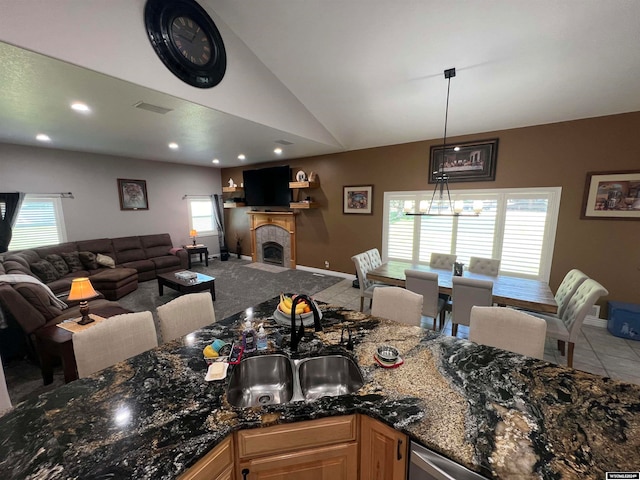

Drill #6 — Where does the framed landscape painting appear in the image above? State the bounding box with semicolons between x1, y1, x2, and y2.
581;170;640;220
343;185;373;214
429;138;498;183
118;179;149;210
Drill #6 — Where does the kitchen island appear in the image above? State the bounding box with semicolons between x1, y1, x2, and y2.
1;296;639;479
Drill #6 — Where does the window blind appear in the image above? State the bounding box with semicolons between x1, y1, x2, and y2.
9;195;65;250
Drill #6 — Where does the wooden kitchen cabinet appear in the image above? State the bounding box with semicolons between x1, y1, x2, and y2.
235;415;357;480
179;436;234;480
359;415;408;480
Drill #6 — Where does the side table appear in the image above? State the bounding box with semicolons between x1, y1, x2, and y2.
184;245;209;269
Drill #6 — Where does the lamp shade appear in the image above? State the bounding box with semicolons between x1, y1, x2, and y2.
190;229;197;237
67;277;98;301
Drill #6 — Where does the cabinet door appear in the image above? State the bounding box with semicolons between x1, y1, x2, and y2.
179;437;234;480
360;416;408;480
238;442;357;480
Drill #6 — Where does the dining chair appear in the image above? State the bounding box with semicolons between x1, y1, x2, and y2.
404;269;445;330
468;257;501;276
351;248;392;312
429;253;457;270
537;278;608;368
72;311;158;378
0;356;12;416
371;286;423;326
157;292;216;343
469;306;547;359
450;277;493;337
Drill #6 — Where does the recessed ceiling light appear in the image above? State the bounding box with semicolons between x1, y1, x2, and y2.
169;142;179;149
36;133;51;142
454;146;460;151
212;158;219;164
238;154;246;160
274;148;283;155
71;102;90;113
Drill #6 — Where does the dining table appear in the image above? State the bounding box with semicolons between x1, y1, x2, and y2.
367;260;558;314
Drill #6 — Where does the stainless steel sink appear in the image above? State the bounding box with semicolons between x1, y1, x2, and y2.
298;355;364;401
226;354;294;407
226;354;363;407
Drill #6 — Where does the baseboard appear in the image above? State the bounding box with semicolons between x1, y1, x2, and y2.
296;264;356;280
584;316;607;328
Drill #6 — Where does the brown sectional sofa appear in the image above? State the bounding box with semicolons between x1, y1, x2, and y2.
0;233;187;346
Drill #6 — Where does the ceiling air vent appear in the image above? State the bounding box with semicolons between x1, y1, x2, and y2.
133;101;173;115
274;139;294;145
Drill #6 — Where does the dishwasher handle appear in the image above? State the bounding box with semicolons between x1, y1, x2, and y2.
410;449;455;480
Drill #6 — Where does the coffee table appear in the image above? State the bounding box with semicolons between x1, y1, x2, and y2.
34;304;132;385
157;271;216;300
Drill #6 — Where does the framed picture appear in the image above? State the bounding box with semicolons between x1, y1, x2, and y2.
343;185;373;214
429;138;498;183
581;170;640;220
118;179;149;210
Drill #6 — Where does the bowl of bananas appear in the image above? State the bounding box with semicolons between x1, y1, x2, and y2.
273;293;321;326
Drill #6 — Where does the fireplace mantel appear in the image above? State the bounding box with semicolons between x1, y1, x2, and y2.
247;211;296;269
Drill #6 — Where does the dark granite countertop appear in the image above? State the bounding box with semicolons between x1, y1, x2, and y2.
1;296;639;479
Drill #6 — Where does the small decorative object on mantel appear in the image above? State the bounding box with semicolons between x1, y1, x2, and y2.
295;170;307;182
308;171;318;183
343;185;373;215
582;170;640;220
228;178;235;188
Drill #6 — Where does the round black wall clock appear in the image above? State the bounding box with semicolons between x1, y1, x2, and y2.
145;0;226;88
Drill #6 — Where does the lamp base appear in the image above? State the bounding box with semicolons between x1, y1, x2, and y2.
77;301;94;325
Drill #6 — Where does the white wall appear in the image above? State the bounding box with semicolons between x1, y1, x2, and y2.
0;143;223;253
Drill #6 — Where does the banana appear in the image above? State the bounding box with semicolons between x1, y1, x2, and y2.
278;299;305;315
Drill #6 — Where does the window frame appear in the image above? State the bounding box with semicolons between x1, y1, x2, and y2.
187;196;217;236
8;194;67;250
382;187;562;282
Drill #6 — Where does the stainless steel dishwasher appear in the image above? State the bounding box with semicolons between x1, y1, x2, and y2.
409;441;489;480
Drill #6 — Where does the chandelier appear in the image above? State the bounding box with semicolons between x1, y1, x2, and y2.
406;67;482;217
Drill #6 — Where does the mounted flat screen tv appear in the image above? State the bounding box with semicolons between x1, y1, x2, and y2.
243;165;292;207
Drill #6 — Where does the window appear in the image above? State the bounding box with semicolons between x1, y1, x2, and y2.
383;187;561;281
8;195;67;250
188;197;217;235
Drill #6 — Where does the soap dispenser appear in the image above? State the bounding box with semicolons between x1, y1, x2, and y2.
242;318;257;353
257;324;268;351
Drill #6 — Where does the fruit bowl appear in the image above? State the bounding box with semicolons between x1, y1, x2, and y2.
273;294;322;327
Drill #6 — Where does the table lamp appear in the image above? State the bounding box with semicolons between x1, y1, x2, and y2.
67;277;99;325
190;229;197;246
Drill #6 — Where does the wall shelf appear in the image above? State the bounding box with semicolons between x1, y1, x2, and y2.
222;186;243;193
290;202;319;209
224;202;246;208
289;181;319;189
289;180;320;209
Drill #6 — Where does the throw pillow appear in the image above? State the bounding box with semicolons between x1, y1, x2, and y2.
30;259;61;283
61;251;84;272
79;251;98;270
96;253;116;268
45;254;70;277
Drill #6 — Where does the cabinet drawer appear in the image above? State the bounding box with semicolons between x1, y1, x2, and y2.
236;415;357;459
179;437;233;480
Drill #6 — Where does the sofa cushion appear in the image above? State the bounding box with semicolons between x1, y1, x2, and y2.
79;251;98;270
35;242;79;259
96;253;116;268
30;259;61;283
150;255;182;271
112;236;147;264
76;238;116;258
45;254;70;277
140;233;174;258
61;251;84;272
2;258;33;276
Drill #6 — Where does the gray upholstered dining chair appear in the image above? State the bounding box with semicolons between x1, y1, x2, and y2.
371;286;423;326
404;269;445;330
450;277;493;337
0;356;11;416
351;248;392;312
468;257;501;276
429;252;457;270
525;269;589;320
157;292;216;343
72;311;158;378
469;306;547;359
536;278;608;368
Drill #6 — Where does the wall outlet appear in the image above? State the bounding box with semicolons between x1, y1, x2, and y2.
324;260;330;269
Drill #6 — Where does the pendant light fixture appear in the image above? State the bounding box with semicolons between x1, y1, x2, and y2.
406;67;481;217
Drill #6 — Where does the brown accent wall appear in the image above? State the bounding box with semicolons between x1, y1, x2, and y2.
223;112;640;305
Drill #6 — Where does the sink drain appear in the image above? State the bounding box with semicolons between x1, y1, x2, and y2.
257;394;272;405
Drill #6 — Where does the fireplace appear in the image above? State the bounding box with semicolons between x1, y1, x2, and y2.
262;241;284;266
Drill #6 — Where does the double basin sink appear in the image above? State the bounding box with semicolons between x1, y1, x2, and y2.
226;354;364;408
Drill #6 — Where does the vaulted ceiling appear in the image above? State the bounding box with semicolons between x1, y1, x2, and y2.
1;1;639;167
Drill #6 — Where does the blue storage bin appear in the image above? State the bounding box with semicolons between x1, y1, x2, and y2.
607;301;640;341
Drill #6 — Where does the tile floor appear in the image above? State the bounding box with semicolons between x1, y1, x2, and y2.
315;279;640;386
